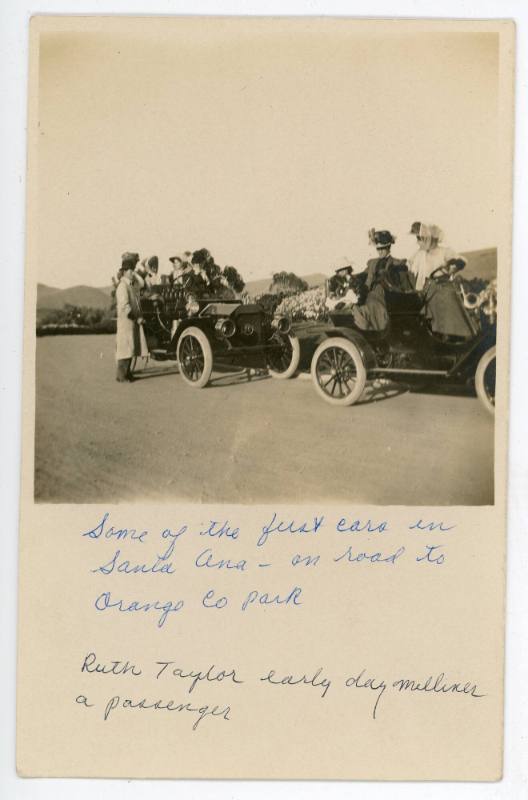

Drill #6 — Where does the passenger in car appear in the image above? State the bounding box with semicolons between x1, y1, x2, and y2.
135;255;160;289
326;266;361;310
408;222;466;290
350;229;412;331
408;222;474;338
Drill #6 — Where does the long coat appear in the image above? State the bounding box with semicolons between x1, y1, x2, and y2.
364;255;413;291
115;277;148;361
353;255;412;331
423;281;475;338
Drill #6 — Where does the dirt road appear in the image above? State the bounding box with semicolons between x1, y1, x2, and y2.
34;335;494;505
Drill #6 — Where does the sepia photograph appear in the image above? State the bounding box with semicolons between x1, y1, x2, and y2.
32;17;504;505
11;9;522;789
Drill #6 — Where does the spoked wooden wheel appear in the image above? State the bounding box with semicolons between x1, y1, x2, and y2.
267;334;301;379
177;327;213;388
475;346;496;415
310;338;367;406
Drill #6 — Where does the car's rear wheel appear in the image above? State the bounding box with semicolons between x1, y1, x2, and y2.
475;346;496;415
311;338;367;406
267;333;301;379
177;327;213;388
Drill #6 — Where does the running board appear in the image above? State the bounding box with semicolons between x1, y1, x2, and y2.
149;350;177;361
372;367;448;376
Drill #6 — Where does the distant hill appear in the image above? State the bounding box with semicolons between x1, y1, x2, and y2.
37;284;112;311
37;284;62;305
461;248;497;281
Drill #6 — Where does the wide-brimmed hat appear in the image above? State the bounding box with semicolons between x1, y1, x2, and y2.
121;251;139;267
368;229;395;249
141;255;159;272
335;265;354;276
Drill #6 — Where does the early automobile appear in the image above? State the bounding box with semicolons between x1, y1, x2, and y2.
138;284;300;387
296;265;497;414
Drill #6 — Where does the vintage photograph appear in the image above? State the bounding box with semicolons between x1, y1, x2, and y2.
33;18;502;505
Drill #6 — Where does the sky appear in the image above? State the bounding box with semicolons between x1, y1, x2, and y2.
37;19;500;288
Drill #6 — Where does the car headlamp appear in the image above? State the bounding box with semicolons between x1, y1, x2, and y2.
214;318;236;338
271;315;291;335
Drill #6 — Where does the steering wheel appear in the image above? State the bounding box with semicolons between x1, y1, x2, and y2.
428;264;452;282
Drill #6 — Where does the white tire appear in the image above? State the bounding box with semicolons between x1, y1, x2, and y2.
475;346;496;415
311;337;367;406
177;327;213;388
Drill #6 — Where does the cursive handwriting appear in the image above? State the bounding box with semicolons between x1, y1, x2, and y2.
155;661;244;693
336;518;389;534
94;591;184;627
75;657;486;728
81;651;142;676
195;548;247;571
260;667;331;698
409;519;455;532
102;695;231;730
257;513;325;548
199;520;239;540
392;672;485;698
333;546;405;565
345;669;387;719
92;548;175;576
82;512;148;543
241;586;303;611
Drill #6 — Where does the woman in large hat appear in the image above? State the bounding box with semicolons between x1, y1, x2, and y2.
408;222;473;337
350;229;411;331
407;222;465;290
169;253;193;284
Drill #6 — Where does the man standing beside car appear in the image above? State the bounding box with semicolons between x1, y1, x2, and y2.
115;252;148;382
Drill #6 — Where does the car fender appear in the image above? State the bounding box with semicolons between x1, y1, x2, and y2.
325;326;378;371
170;318;211;351
296;323;377;371
447;327;497;379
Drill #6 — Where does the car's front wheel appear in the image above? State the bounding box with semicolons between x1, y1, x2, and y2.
310;337;367;406
177;327;213;388
267;333;301;379
475;346;496;415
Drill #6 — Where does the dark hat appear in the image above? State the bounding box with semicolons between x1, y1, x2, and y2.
369;229;395;248
147;255;159;271
121;251;139;267
409;221;421;236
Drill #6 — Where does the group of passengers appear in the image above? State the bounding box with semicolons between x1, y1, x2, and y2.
114;251;193;382
328;222;474;338
113;252;196;292
114;225;473;382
